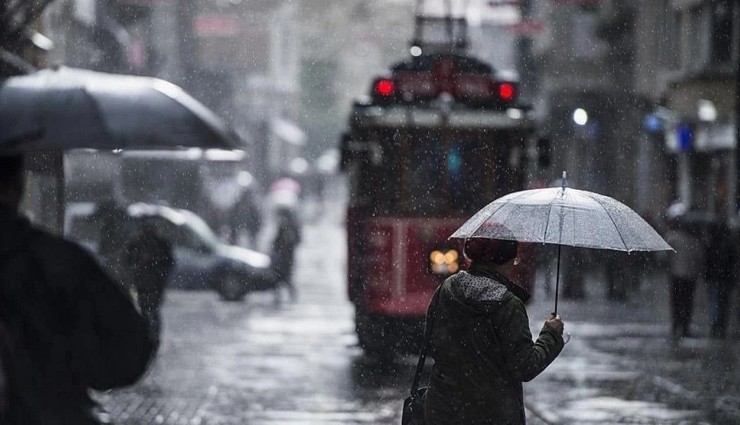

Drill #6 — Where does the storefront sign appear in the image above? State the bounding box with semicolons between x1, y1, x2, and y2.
664;123;692;153
694;122;736;151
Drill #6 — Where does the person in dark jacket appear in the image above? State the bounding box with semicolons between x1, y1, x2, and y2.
0;154;155;424
270;206;301;300
229;188;263;248
664;214;704;338
704;220;736;338
424;236;565;425
95;199;129;282
126;221;175;348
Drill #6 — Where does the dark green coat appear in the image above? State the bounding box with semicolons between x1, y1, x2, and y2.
424;265;564;425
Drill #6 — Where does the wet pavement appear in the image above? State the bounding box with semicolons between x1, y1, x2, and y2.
97;199;740;424
524;264;740;424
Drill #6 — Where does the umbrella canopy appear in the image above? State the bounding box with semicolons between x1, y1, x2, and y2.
450;181;673;315
450;186;673;252
0;66;244;152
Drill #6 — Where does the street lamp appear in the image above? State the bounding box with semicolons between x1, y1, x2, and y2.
572;108;589;126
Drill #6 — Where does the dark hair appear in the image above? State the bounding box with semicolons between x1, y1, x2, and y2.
0;154;24;186
464;238;519;265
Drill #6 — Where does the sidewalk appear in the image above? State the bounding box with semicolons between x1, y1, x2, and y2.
522;269;740;424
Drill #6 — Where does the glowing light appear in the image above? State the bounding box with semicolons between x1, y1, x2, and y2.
430;249;460;275
697;99;717;122
374;79;395;97
410;46;423;57
430;251;446;265
506;108;523;119
498;83;516;101
573;108;588;126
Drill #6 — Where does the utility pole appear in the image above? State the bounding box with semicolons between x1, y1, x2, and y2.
517;0;535;102
735;0;740;219
176;0;197;87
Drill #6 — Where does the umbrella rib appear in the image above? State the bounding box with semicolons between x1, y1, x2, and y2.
542;189;559;244
473;190;534;238
584;192;629;251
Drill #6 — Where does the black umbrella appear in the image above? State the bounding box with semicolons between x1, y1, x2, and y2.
0;66;245;233
0;66;244;152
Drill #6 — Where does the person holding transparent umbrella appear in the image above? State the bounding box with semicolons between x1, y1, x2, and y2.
422;228;565;425
421;172;673;424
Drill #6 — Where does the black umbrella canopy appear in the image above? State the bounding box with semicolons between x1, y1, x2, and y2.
0;66;244;152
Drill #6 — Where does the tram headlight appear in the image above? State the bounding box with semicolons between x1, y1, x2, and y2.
429;249;460;275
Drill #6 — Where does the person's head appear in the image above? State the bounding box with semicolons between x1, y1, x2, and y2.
0;154;25;209
275;206;295;221
464;237;519;267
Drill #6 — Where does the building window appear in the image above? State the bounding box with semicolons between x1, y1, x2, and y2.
709;0;734;65
683;6;710;72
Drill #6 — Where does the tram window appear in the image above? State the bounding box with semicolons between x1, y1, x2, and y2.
352;129;521;217
448;132;497;213
356;130;401;215
404;132;445;215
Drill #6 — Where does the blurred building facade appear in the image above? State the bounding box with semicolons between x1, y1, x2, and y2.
526;1;653;215
638;0;738;224
17;0;737;230
524;0;738;230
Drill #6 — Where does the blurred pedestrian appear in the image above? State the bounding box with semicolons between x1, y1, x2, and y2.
703;221;736;338
664;214;704;338
561;248;586;299
95;199;129;281
270;206;301;301
423;235;565;424
228;188;262;248
126;221;175;347
604;252;628;301
0;154;154;424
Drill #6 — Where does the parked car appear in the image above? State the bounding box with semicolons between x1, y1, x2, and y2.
65;202;277;301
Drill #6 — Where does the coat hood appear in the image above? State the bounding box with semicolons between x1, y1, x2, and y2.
443;265;530;317
0;204;32;258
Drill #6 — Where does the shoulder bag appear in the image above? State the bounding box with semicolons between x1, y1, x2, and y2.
401;288;442;425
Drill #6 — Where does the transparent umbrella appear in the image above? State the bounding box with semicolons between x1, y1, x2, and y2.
450;172;673;314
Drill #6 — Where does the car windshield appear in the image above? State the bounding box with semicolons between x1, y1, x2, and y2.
178;211;222;249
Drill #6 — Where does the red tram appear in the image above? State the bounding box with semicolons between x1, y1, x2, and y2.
340;16;538;356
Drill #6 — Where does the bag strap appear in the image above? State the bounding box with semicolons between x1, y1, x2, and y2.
410;286;442;396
